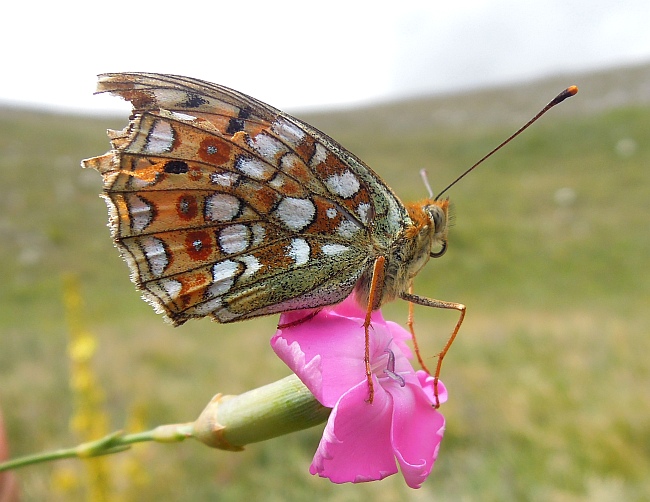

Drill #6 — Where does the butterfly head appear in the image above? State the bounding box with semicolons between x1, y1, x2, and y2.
404;198;450;269
423;198;449;258
413;170;449;258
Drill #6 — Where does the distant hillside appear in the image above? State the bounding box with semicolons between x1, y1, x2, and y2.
300;61;650;136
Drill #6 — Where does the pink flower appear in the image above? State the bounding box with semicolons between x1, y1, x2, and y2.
271;294;446;488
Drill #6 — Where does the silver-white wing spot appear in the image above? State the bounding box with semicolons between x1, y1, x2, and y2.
271;117;306;147
274;197;316;231
144;120;174;154
191;297;223;316
128;195;154;232
206;193;241;222
141;236;168;277
251;223;266;247
239;254;262;279
325;170;360;198
279;153;302;173
357;202;371;224
269;172;289;189
249;132;287;158
235;156;275;180
161;279;182;299
210;171;240;187
219;224;251;254
337;220;360;238
208;260;240;297
322;244;350;256
288;238;310;265
310;142;328;167
169;111;197;121
130;174;157;189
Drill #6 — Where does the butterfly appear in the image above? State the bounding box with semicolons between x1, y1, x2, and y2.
82;73;576;403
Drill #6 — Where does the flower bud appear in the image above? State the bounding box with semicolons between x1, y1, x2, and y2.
191;374;330;450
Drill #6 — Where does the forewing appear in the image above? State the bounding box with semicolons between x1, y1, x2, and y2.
82;73;407;325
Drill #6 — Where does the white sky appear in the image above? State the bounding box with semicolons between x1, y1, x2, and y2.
2;0;649;115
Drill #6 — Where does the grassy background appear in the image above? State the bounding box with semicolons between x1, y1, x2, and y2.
1;62;649;500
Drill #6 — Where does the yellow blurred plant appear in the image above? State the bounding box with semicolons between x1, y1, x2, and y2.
53;274;112;501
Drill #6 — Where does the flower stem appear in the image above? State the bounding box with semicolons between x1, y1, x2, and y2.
0;374;329;472
0;425;193;472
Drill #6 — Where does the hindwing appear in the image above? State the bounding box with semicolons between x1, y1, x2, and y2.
82;73;409;325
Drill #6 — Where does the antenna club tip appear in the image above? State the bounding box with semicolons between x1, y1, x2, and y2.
550;85;579;106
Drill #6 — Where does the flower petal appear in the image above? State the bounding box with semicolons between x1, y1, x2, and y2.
271;294;404;407
310;376;397;483
390;373;446;489
271;311;368;406
417;371;449;407
384;320;413;359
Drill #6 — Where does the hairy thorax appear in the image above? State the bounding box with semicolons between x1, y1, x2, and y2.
354;199;449;310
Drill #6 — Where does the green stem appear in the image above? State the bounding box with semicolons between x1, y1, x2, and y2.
0;374;329;472
0;425;192;472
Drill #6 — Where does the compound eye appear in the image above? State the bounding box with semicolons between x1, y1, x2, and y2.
430;206;445;231
430;241;447;258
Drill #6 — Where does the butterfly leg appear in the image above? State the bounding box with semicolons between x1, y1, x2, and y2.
277;309;322;329
406;285;433;376
400;292;466;408
363;256;387;404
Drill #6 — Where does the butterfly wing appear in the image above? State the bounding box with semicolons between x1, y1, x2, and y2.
82;73;408;325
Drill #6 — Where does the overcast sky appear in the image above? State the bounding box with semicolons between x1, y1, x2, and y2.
2;0;649;115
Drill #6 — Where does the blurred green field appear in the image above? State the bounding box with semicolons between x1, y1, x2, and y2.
1;65;649;501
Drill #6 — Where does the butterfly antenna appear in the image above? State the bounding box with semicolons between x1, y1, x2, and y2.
434;85;578;200
420;169;434;199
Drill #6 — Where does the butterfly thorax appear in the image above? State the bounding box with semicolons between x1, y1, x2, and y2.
354;198;449;309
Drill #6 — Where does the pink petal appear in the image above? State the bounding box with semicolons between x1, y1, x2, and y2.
416;371;448;407
335;295;415;360
310;376;397;483
325;293;367;318
384;320;413;359
271;311;368;406
272;294;406;407
390;374;447;489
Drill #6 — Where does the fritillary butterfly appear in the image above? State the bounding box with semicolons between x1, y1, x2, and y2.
82;73;576;403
